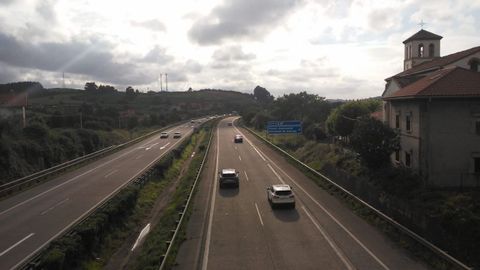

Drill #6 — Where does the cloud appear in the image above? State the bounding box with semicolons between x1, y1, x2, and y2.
131;19;166;32
189;0;303;45
142;46;174;64
0;33;157;85
212;45;256;62
36;0;58;23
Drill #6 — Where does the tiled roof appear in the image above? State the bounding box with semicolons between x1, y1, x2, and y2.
403;29;443;44
384;67;480;100
388;46;480;79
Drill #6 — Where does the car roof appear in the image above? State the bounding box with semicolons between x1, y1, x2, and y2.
221;168;237;174
174;131;181;134
235;134;242;137
272;184;292;191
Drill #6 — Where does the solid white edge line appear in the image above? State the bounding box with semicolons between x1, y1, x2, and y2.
0;233;34;257
302;206;354;270
10;128;190;270
254;202;264;226
201;126;220;270
261;147;390;270
233;122;390;270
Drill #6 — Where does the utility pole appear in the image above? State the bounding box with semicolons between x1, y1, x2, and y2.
160;73;163;91
62;72;65;89
165;73;168;91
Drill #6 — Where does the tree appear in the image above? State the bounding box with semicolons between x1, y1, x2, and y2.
126;86;135;96
98;85;117;93
84;82;98;92
253;85;274;104
349;117;399;169
326;100;373;137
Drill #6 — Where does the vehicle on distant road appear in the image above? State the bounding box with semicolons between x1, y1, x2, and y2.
173;132;181;138
234;134;243;143
267;184;295;208
160;132;169;138
219;169;239;188
227;122;233;126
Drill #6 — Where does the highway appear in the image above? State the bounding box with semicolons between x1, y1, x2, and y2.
175;117;428;270
0;120;202;270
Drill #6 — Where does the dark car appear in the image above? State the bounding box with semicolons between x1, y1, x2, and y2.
234;134;243;143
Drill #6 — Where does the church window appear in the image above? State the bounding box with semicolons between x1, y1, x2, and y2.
418;44;424;57
428;44;434;57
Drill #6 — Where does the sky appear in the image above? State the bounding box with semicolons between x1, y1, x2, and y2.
0;0;479;99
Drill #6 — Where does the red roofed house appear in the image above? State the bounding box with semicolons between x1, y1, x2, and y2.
382;29;480;186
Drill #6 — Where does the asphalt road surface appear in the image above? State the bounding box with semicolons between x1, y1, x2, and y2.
0;119;206;270
175;117;428;270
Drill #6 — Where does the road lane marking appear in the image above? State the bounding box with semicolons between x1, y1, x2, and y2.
0;233;34;257
254;203;264;226
0;131;167;217
302;206;355;270
135;155;143;160
238;155;242;161
131;223;150;251
202;126;220;270
40;198;70;216
145;142;159;150
232;121;390;270
160;142;171;150
263;151;390;270
244;171;250;182
104;169;118;178
233;126;266;161
10;131;190;270
267;163;285;184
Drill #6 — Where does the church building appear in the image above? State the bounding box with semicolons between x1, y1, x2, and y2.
382;29;480;187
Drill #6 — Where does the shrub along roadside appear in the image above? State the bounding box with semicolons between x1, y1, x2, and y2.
131;122;213;270
34;126;199;270
243;126;473;270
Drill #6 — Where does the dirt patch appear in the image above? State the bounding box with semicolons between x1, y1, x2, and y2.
104;146;199;270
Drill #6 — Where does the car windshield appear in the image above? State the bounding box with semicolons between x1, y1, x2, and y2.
275;190;292;196
222;173;236;178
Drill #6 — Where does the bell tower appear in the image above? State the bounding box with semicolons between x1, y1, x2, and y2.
403;29;442;71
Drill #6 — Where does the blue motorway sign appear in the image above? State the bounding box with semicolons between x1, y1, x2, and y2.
267;120;302;134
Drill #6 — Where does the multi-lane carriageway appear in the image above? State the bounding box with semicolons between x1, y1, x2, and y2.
0;120;203;270
174;117;428;270
0;117;429;270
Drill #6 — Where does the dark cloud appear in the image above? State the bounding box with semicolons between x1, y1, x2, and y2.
0;33;157;85
0;65;19;83
189;0;302;45
131;19;166;32
142;46;174;63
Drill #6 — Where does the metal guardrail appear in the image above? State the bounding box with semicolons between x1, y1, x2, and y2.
243;125;471;270
18;119;209;270
0;121;188;198
159;121;215;270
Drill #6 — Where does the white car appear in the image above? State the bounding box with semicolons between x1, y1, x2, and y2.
267;184;295;208
219;168;239;188
160;132;169;138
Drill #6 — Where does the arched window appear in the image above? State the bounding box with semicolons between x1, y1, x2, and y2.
418;44;424;57
428;44;434;57
469;58;479;72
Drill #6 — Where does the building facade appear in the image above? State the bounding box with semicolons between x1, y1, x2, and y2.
382;29;480;186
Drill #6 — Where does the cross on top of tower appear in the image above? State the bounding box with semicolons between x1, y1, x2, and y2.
418;19;427;29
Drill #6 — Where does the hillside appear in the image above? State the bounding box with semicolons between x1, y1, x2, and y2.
0;82;257;183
